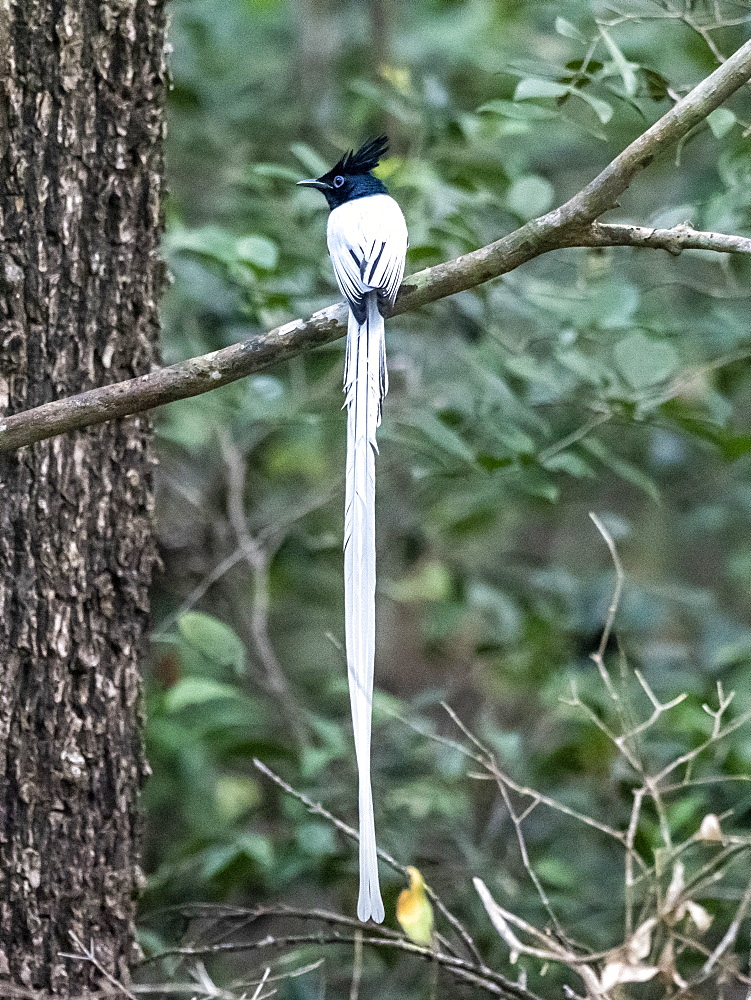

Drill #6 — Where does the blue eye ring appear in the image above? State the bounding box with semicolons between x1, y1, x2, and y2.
333;175;345;188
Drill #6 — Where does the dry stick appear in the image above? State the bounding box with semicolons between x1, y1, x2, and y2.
472;759;629;844
2;38;751;453
624;786;645;938
579;522;751;970
587;513;623;701
251;758;486;967
349;928;363;1000
585;515;654;875
152;479;335;642
474;880;603;1000
701;876;751;978
493;769;566;938
585;519;680;905
148;902;406;947
218;433;310;745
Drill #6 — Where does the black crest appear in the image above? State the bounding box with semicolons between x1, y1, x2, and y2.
331;136;389;176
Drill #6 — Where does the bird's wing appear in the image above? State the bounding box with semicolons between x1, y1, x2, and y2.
327;194;408;315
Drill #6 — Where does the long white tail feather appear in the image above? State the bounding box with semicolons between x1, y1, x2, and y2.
344;292;386;923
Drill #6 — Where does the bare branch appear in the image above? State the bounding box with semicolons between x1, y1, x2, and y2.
700;876;751;977
582;222;751;256
474;879;604;999
2;39;751;453
588;513;625;700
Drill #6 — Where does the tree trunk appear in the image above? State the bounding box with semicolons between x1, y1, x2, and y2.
0;0;165;993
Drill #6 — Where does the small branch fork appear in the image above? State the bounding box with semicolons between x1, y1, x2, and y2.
2;39;751;452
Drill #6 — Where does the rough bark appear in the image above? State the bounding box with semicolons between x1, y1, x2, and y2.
0;0;166;993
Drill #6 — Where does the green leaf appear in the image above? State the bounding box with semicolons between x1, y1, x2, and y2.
477;99;557;120
583;439;660;500
557;348;608;385
235;832;275;869
215;775;262;821
717;433;751;461
555;17;585;41
402;412;475;465
571;88;614;123
387;561;453;603
707;108;736;139
201;833;274;880
600;27;638;96
666;794;705;834
168;225;238;266
164;677;244;713
536;855;578;889
614;332;679;388
542;451;595;477
506;175;555;219
642;68;671;101
290;142;330;176
178;612;246;673
297;821;336;856
248;162;303;182
236;235;279;270
514;78;569;100
587;279;640;328
566;59;604;75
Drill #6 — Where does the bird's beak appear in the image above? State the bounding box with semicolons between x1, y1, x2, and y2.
297;179;332;190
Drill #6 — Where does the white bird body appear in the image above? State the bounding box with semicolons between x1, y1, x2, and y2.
327;192;408;923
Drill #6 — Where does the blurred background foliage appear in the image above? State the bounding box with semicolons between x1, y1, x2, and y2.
142;0;751;995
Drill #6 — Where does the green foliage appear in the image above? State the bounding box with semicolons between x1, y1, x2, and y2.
143;0;751;995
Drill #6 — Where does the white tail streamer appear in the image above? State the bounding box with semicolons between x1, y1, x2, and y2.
343;292;386;923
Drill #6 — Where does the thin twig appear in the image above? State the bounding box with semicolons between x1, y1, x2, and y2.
219;433;308;741
588;513;624;697
474;880;604;999
701;876;751;977
349;928;363;1000
495;775;566;937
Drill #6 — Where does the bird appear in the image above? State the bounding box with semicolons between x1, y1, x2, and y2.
298;136;408;923
396;866;435;947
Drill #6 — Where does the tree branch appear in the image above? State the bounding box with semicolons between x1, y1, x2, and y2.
2;37;751;454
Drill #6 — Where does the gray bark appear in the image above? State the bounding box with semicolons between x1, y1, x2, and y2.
0;0;166;993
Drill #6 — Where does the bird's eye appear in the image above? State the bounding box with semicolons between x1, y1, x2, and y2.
333;175;345;188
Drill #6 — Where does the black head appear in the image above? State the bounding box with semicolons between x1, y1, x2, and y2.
297;136;390;210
